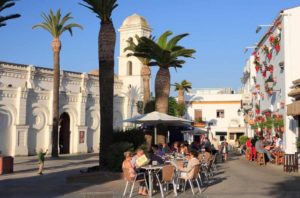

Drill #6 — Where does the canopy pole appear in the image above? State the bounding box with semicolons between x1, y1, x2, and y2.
154;125;157;145
167;130;170;143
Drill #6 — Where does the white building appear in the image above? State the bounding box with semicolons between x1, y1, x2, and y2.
185;88;245;145
242;6;300;154
0;14;151;156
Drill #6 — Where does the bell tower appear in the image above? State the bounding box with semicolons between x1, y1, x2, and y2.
118;14;152;95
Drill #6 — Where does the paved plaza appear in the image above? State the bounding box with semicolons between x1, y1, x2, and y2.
0;153;299;198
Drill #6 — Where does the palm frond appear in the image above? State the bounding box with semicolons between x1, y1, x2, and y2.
80;0;118;22
33;9;82;38
166;33;189;51
157;31;172;49
0;0;20;27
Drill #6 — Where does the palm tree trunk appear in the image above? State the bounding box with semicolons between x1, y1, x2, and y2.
178;88;184;105
141;65;151;114
155;67;170;144
51;38;61;157
99;21;116;167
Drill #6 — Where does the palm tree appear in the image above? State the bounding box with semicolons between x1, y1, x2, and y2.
80;0;118;167
0;0;21;27
32;10;82;157
174;80;192;105
131;31;196;143
124;36;151;113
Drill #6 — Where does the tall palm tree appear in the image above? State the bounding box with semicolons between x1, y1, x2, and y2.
131;31;196;143
124;36;151;113
174;80;192;105
80;0;118;167
32;10;82;157
0;0;21;27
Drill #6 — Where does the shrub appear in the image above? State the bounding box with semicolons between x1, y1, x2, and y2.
239;135;248;146
105;141;134;172
113;128;146;149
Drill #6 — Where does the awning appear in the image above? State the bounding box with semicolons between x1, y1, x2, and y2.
287;100;300;116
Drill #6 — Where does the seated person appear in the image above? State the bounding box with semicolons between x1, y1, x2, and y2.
255;137;274;162
162;143;171;154
179;143;189;155
123;151;147;196
130;148;149;195
178;150;200;179
271;134;283;152
131;148;149;169
172;141;180;153
150;146;164;165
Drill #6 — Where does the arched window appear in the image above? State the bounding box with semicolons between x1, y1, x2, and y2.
127;61;133;76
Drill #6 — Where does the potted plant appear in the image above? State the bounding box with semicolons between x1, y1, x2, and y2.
262;45;272;61
278;118;284;132
262;70;267;78
255;104;260;114
255;84;260;90
270;36;281;53
267;65;274;73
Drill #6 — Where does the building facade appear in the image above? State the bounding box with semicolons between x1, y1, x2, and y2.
0;14;151;156
241;6;300;154
185;88;245;145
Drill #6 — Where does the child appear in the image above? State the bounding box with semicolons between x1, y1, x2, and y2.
37;148;48;175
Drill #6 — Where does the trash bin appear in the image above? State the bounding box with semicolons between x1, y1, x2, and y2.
0;156;14;174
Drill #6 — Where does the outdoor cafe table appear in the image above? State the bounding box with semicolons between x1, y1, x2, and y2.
141;165;163;197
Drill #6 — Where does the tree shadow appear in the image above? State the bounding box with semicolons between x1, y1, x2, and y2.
0;166;122;198
13;159;98;174
266;175;300;198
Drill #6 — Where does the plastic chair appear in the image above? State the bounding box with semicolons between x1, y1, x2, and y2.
178;164;202;195
155;165;177;197
122;168;148;198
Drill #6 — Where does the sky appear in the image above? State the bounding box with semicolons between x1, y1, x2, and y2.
1;0;300;96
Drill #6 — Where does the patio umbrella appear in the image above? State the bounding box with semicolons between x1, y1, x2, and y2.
123;111;192;144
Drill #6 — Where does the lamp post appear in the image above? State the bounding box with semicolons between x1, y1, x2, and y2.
256;25;273;33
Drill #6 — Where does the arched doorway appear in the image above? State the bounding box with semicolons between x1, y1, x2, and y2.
0;107;12;156
59;112;70;154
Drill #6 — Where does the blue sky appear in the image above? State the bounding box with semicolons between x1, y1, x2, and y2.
1;0;300;95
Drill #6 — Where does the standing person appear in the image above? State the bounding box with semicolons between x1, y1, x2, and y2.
37;148;48;175
220;139;229;162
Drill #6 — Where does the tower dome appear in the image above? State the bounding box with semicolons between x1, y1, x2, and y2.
121;14;150;28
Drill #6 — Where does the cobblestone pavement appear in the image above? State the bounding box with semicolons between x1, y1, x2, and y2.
0;153;299;198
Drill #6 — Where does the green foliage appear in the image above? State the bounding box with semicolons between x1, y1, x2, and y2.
239;135;248;146
105;142;133;172
32;9;82;38
80;0;118;22
174;80;192;92
265;117;274;129
195;117;204;123
175;103;186;117
168;97;177;116
0;0;21;27
144;100;155;113
127;30;196;69
297;138;300;149
113;129;145;149
251;124;258;129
